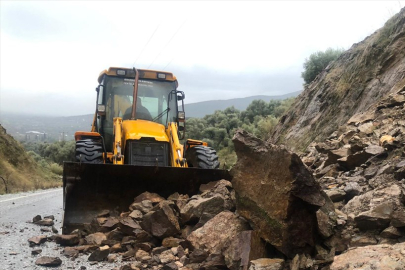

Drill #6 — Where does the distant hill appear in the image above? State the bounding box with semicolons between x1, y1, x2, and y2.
183;91;301;118
0;92;300;141
0;113;94;142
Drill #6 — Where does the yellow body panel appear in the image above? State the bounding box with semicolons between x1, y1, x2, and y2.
122;120;169;144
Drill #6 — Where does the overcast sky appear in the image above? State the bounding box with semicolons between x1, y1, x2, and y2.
0;1;403;116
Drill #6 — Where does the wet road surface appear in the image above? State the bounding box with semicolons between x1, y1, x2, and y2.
0;188;121;270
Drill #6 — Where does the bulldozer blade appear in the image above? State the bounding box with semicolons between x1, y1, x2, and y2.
62;162;232;234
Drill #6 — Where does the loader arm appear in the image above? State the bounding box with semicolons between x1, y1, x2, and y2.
167;122;187;167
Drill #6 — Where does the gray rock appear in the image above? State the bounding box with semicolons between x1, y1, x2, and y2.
330;242;405;270
28;235;47;246
34;218;54;226
54;234;80;246
249;258;285;270
344;182;361;200
85;232;107;245
129;200;153;214
325;189;346;202
223;230;268;270
32;215;42;223
189;249;209;263
350;235;378;247
31;249;42;255
380;226;403;239
133;191;165;204
35;256;62;267
180;194;226;224
141;200;180;239
88;246;110;262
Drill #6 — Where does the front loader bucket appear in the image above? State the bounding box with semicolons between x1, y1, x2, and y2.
62;162;231;234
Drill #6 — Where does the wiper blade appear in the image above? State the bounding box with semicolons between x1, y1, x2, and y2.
153;108;170;122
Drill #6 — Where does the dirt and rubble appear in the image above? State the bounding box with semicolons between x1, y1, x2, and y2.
24;130;336;270
300;81;405;269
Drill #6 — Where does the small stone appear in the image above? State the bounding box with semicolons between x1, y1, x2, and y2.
85;232;107;245
189;249;208;263
31;249;42;255
33;215;42;223
88;246;110;262
107;253;117;263
34;218;54;226
54;234;80;246
129;210;143;220
52;226;59;233
97;210;110;217
35;256;62;267
28;235;48;246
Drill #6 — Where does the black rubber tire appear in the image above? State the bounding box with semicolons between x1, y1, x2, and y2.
185;145;220;169
75;139;103;163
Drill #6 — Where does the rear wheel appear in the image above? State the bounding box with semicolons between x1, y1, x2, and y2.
75;139;103;163
185;145;220;169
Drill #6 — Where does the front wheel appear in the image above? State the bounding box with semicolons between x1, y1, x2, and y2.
185;145;220;169
75;139;103;163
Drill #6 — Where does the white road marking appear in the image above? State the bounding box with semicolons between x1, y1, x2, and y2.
0;189;62;203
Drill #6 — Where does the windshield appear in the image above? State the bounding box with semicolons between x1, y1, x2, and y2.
99;76;178;151
103;76;177;126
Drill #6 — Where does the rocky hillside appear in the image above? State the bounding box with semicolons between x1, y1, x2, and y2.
0;124;60;193
271;8;405;152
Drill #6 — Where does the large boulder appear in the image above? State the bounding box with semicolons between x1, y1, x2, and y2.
187;211;249;255
231;130;328;258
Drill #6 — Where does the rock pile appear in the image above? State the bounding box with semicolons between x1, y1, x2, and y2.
28;131;337;269
301;82;405;268
29;182;256;270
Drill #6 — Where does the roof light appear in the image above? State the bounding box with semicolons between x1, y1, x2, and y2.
116;69;126;76
157;73;166;79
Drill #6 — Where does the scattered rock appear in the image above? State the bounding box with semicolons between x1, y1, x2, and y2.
54;234;80;246
88;245;110;262
249;258;285;270
35;256;62;267
28;235;48;246
31;249;42;255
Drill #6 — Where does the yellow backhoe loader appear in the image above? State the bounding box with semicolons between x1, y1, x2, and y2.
62;67;230;233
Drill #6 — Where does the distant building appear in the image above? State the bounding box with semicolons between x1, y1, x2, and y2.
25;131;47;141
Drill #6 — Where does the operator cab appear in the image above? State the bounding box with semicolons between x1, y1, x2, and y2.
95;68;184;152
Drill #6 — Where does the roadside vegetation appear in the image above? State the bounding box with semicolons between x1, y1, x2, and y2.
0;125;62;194
185;97;295;169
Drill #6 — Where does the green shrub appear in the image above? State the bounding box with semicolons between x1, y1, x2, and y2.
302;48;345;84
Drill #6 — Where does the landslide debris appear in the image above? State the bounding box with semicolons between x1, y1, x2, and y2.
271;7;405;152
298;66;405;267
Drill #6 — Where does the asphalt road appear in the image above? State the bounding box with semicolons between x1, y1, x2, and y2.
0;188;120;270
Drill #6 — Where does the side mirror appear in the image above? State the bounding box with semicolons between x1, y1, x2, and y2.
177;91;185;101
97;104;106;116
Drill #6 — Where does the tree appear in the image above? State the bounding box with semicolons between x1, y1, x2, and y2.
301;48;344;84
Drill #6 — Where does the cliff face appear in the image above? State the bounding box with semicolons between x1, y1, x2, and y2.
271;8;405;151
